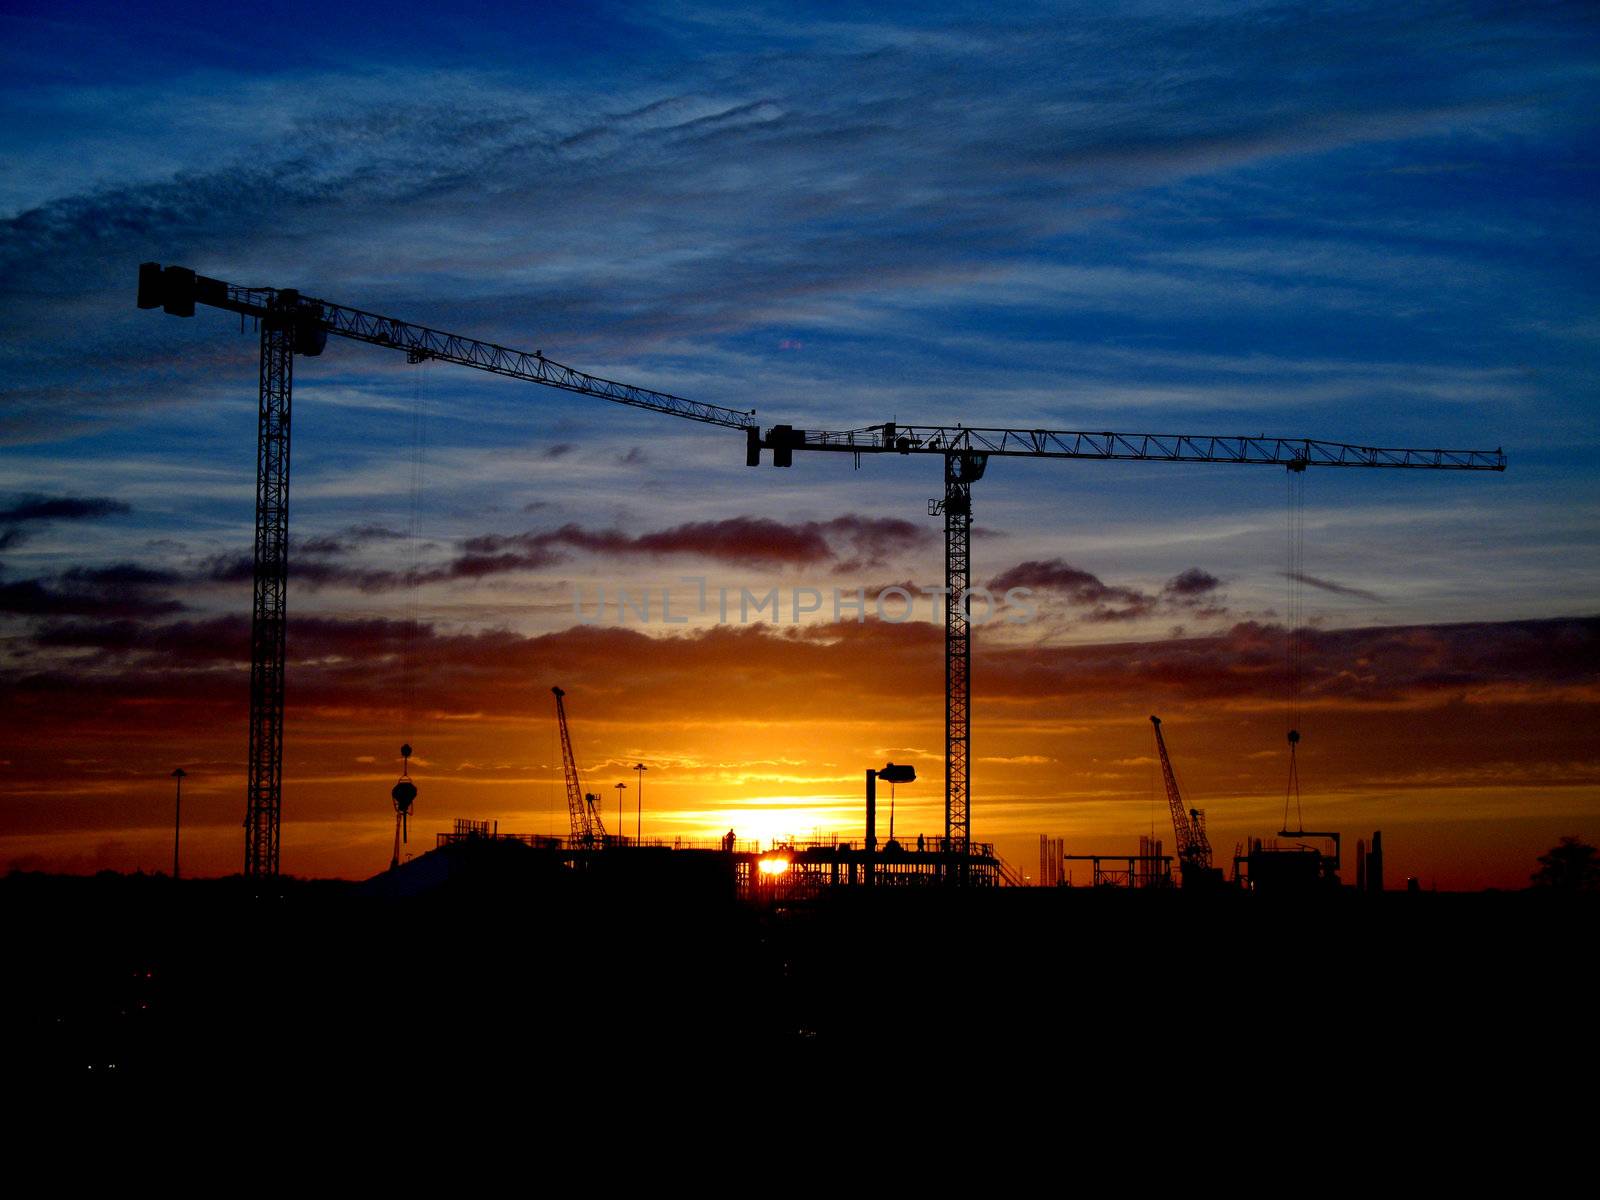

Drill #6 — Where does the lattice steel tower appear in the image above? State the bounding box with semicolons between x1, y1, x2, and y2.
245;305;295;877
930;451;987;862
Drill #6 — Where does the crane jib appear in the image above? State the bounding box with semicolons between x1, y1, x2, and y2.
746;422;1505;470
137;262;757;431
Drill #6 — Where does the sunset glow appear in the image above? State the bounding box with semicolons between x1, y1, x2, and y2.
1;1;1595;894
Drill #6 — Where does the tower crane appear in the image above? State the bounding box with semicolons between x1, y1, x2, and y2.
139;262;1506;879
1149;716;1220;888
746;422;1504;874
138;263;750;876
552;687;607;843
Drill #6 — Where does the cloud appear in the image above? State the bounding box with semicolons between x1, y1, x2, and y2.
299;524;407;557
987;559;1143;607
7;4;1585;442
151;513;931;599
0;568;185;619
0;496;129;523
1288;570;1384;604
1164;568;1221;598
8;612;1594;734
460;514;930;576
0;495;130;548
986;558;1225;623
33;613;245;661
60;564;180;588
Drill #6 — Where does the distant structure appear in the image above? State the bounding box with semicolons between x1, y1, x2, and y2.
1367;830;1384;893
171;767;187;880
427;822;1005;894
1151;716;1222;887
1137;835;1165;888
552;687;608;844
1038;835;1065;887
390;744;417;871
864;762;916;886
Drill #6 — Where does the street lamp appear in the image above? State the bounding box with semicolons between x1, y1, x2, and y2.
633;762;647;841
865;762;915;888
170;768;187;880
614;782;627;843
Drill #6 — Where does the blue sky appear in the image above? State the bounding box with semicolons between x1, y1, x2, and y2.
5;0;1597;640
1;2;1596;880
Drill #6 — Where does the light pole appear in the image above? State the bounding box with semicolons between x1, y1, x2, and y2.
634;763;647;841
865;762;916;888
171;768;187;879
615;782;627;843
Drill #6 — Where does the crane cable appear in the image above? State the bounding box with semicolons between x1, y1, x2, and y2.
388;361;428;870
1283;465;1306;834
403;360;428;735
396;356;429;858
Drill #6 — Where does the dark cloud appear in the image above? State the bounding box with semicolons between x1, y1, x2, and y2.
1164;569;1221;598
0;496;129;523
0;495;130;548
0;564;185;619
461;514;930;576
60;564;180;588
123;515;931;599
821;515;930;574
464;518;827;570
33;614;246;662
542;443;577;460
299;525;407;557
8;611;1595;732
987;558;1145;607
442;549;563;580
988;559;1229;624
1288;571;1384;604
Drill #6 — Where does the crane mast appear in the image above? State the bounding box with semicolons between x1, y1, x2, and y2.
552;687;606;843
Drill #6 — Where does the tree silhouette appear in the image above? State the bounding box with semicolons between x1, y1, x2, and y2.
1530;836;1600;894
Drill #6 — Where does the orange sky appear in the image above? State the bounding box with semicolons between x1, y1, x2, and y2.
3;1;1599;899
6;613;1595;891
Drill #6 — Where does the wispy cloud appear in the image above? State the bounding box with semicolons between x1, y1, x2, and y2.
1288;570;1384;604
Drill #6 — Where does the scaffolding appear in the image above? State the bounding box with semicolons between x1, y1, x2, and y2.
432;827;1004;897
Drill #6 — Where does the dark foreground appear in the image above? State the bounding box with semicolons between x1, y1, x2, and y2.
6;840;1591;1089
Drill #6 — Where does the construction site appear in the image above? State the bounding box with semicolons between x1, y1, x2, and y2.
126;263;1506;898
14;261;1582;1086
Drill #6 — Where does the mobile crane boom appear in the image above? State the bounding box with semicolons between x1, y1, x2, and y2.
1151;716;1213;884
552;687;606;843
